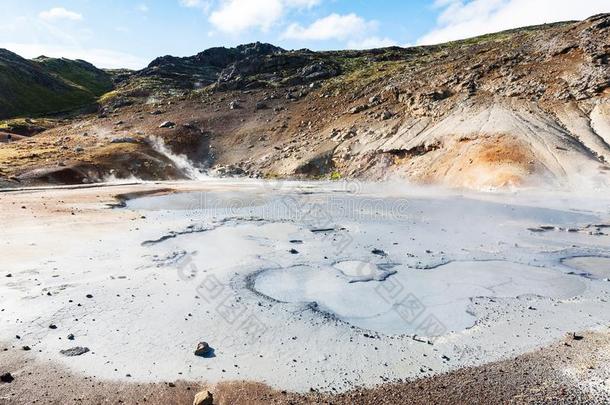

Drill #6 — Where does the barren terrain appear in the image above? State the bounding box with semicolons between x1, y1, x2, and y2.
1;179;610;403
0;14;609;190
1;12;610;405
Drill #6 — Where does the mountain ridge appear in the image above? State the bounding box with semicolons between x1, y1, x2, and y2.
0;14;608;189
0;49;112;119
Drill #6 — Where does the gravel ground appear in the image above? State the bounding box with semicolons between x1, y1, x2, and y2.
1;331;609;405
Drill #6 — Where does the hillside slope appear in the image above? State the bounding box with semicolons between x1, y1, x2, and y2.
0;50;112;119
0;14;609;189
33;56;113;96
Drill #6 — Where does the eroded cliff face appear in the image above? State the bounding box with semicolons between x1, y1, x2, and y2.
0;15;609;189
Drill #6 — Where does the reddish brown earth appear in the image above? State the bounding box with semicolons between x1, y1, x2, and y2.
1;331;609;404
0;15;608;190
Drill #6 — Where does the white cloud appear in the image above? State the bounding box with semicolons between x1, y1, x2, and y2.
209;0;283;32
181;0;203;6
39;7;83;22
208;0;322;33
1;42;148;69
4;8;150;69
419;0;610;45
284;0;321;7
347;36;398;50
283;13;375;41
179;0;211;11
136;3;149;13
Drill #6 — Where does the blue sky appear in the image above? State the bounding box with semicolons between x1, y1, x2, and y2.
1;0;608;69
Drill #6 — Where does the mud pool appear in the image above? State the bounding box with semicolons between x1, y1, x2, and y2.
1;179;610;392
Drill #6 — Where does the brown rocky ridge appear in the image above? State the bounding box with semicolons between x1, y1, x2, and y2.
0;14;608;190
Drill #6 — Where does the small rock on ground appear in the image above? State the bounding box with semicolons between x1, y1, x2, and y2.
193;390;213;405
60;347;90;357
0;373;14;383
194;342;212;357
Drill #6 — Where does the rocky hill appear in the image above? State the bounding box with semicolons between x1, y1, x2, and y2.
0;50;112;119
0;14;609;189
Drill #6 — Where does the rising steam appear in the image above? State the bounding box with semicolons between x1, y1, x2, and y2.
149;136;207;180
